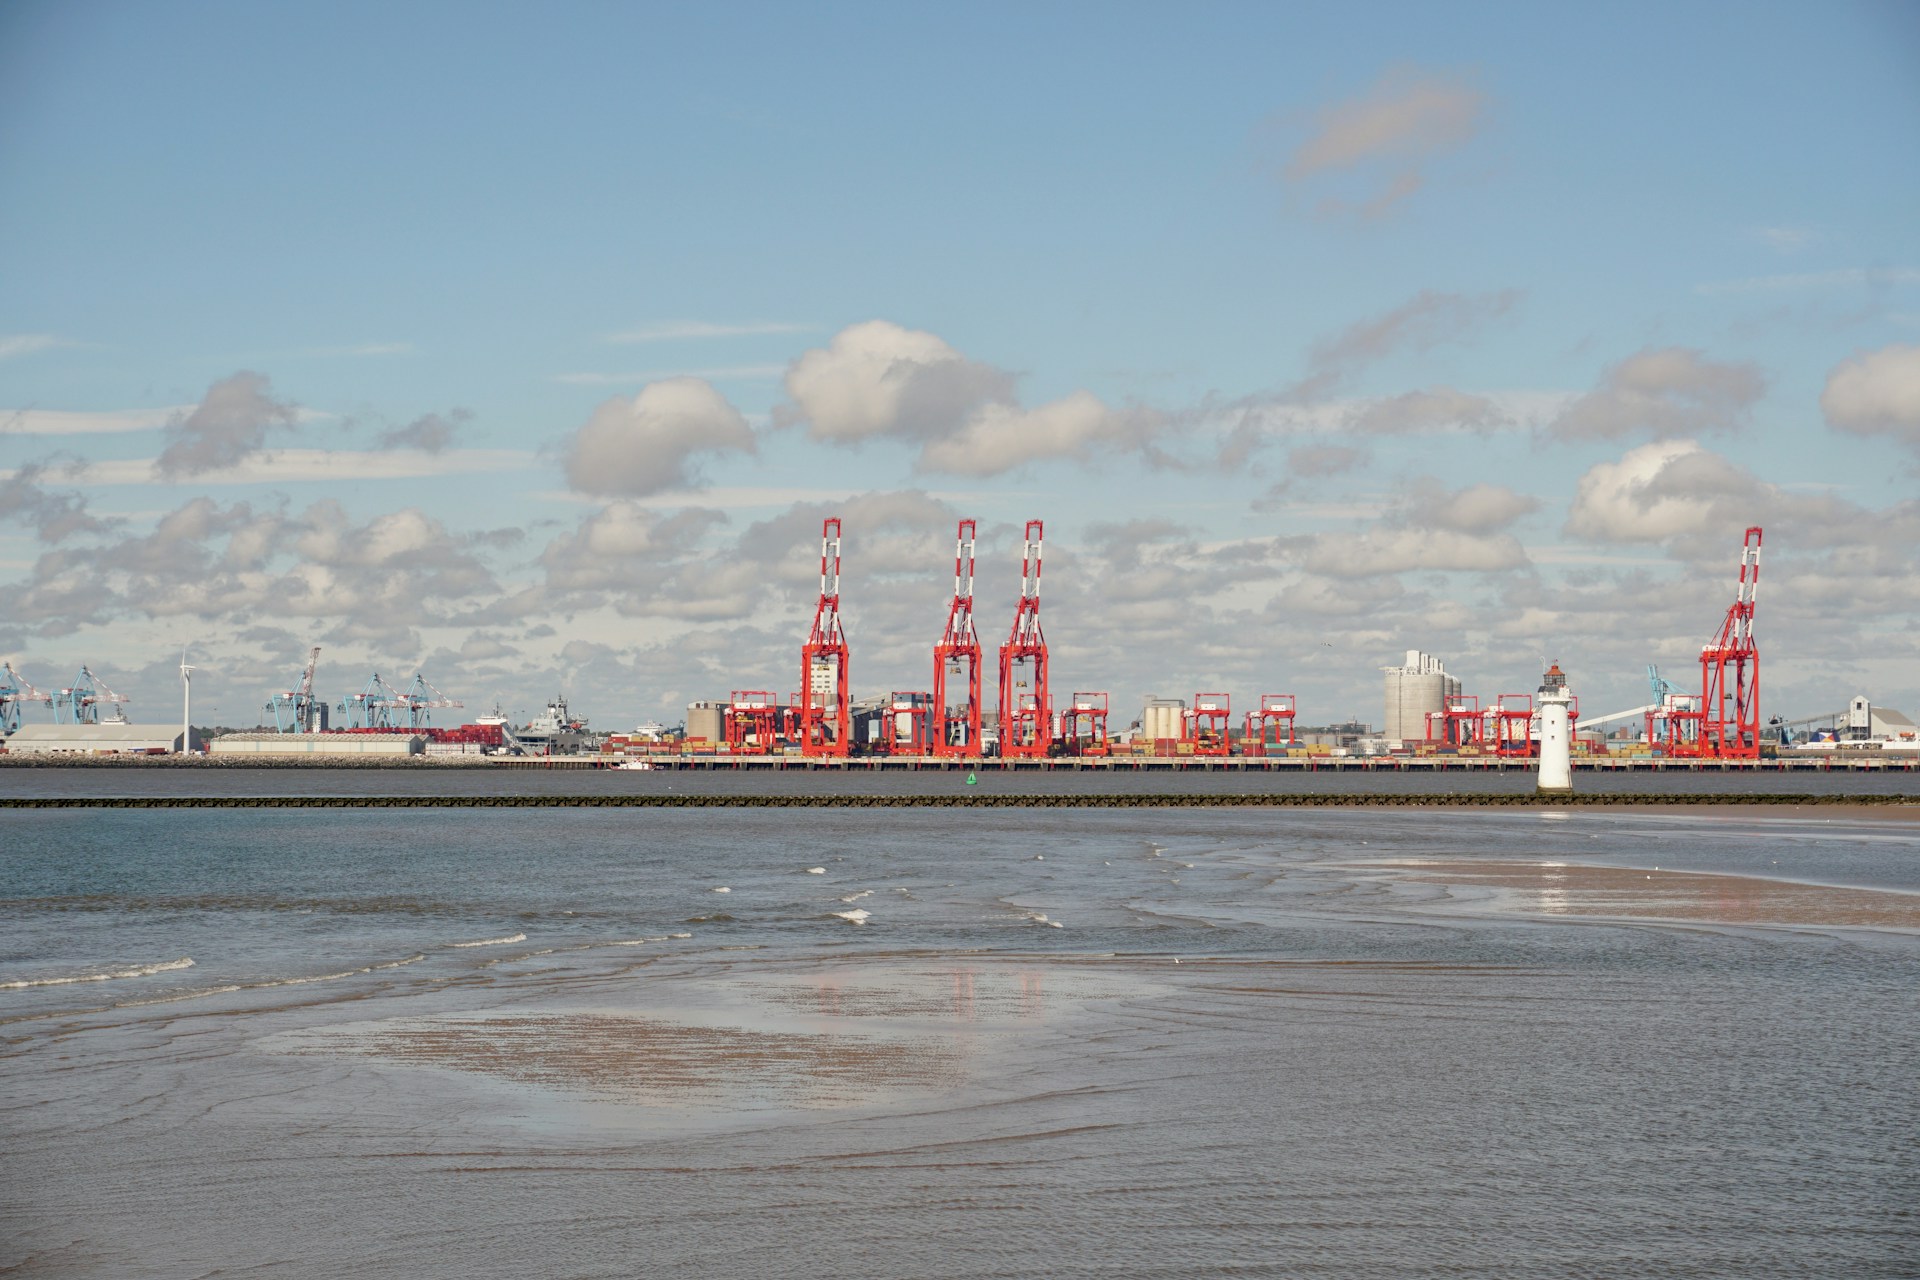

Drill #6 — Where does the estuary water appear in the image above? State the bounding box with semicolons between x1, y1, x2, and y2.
2;803;1917;1277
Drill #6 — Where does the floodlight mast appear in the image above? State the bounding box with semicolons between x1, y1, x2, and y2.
932;519;982;757
997;520;1052;758
799;518;851;757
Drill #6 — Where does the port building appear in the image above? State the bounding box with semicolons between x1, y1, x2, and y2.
3;724;204;755
1382;650;1460;743
209;732;425;757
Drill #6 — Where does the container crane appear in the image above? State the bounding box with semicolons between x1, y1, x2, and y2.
54;666;129;725
1;662;54;734
798;517;850;757
1699;526;1762;759
1186;693;1233;756
1242;694;1298;756
1665;527;1762;759
997;520;1052;758
396;672;463;730
931;519;983;757
1063;691;1111;756
338;672;404;729
266;647;322;733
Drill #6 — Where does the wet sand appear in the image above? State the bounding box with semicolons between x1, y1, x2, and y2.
1379;858;1920;928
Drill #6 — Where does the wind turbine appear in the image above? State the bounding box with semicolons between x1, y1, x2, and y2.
180;647;196;755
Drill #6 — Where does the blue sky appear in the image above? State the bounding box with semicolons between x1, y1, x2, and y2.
3;0;1917;731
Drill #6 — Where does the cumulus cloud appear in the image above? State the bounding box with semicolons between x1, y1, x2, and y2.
155;372;299;477
563;377;755;497
783;320;1012;443
782;321;1165;475
1550;348;1765;441
1821;343;1920;447
1404;480;1539;533
1281;66;1488;218
1564;440;1765;542
377;409;470;453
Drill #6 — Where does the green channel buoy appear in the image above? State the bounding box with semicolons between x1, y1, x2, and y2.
965;770;978;785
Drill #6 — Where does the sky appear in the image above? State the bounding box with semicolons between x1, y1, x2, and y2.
2;0;1917;733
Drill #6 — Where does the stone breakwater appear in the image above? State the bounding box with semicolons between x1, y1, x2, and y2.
0;793;1913;809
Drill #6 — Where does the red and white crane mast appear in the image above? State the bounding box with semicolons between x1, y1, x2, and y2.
1699;526;1762;759
932;519;982;757
997;520;1052;758
799;517;851;757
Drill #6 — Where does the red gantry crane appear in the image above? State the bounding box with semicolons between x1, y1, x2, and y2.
1187;693;1232;756
997;520;1052;758
1695;525;1763;759
1242;694;1298;757
799;517;851;757
932;519;983;757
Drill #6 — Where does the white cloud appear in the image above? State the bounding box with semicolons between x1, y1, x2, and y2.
0;334;69;360
1550;347;1765;441
0;406;188;435
783;320;1012;444
37;448;534;487
1564;440;1755;542
605;321;812;343
1405;481;1539;533
1820;343;1920;447
155;372;299;476
554;366;786;385
563;377;755;497
1300;527;1529;577
918;391;1160;476
1282;66;1487;218
782;320;1162;476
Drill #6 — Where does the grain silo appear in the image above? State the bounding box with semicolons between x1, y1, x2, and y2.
1381;650;1460;743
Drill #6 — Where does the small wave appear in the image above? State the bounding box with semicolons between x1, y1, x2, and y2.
0;956;195;991
832;909;872;925
711;886;731;894
1023;912;1064;928
840;890;874;904
450;933;526;948
686;913;734;923
806;867;826;875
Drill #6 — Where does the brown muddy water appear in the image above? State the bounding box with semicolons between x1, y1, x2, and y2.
2;806;1916;1277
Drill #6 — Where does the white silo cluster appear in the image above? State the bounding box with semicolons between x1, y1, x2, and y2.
1381;650;1460;744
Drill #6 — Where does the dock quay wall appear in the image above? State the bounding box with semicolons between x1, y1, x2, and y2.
0;793;1912;809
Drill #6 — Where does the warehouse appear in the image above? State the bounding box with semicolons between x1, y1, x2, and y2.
209;732;424;756
3;724;203;754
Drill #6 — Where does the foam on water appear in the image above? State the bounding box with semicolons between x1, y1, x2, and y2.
450;933;527;948
0;956;195;990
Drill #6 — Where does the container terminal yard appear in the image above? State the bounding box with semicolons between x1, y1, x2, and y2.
1;519;1915;770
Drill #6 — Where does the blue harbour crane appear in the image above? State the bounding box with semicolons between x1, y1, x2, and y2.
395;673;463;730
1;662;54;735
338;672;403;729
265;647;323;733
53;666;130;725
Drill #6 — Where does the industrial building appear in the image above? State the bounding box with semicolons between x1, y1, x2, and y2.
209;732;424;757
4;724;203;755
1382;651;1460;743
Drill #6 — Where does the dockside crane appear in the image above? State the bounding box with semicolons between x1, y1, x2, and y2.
932;519;983;757
997;520;1052;758
266;647;323;733
798;517;850;757
1698;526;1763;759
54;666;129;725
338;672;404;729
396;672;463;730
1;662;54;734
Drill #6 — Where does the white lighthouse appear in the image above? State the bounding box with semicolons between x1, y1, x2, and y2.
1537;661;1573;795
